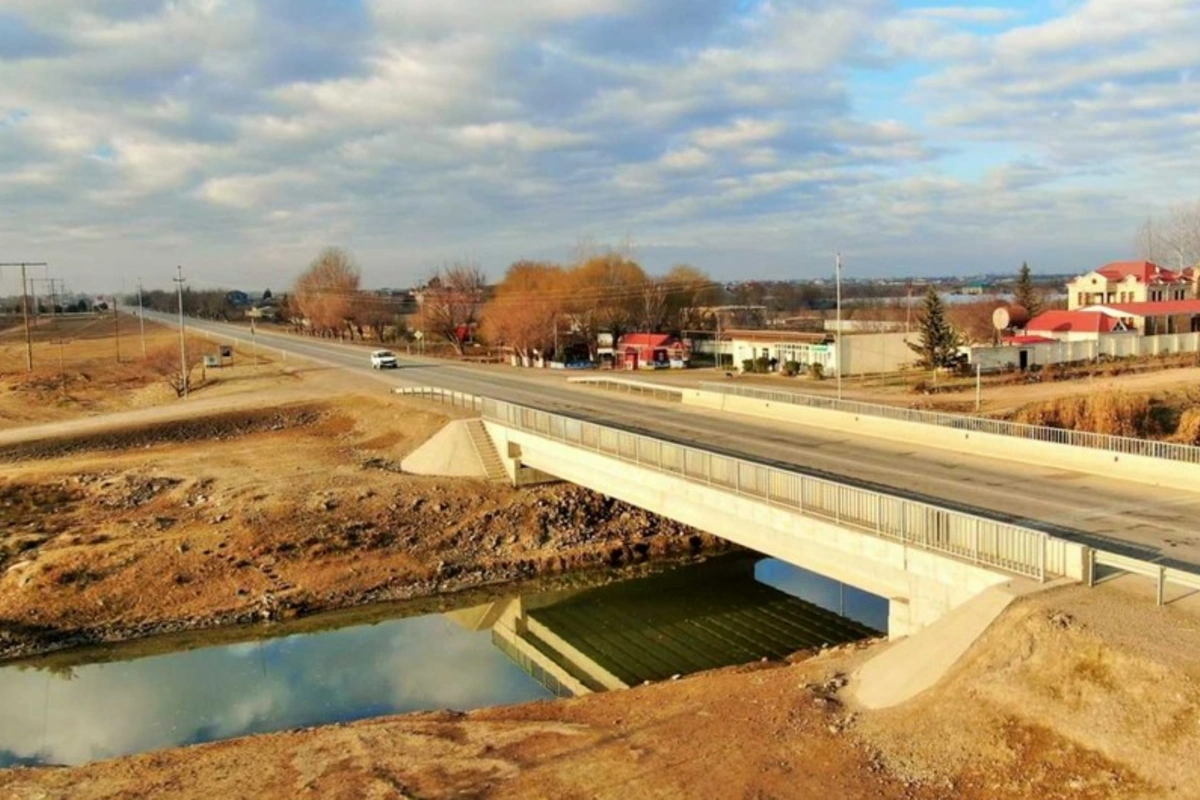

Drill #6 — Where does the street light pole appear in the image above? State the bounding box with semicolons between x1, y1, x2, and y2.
835;251;843;401
174;266;188;398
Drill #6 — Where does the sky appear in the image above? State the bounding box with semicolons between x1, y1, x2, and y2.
0;0;1198;294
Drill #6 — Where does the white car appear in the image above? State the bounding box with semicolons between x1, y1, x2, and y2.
370;350;399;369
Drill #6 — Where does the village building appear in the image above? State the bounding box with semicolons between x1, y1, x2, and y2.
1066;261;1196;310
617;333;690;369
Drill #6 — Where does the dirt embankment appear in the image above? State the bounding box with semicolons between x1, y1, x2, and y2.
6;582;1196;799
0;395;727;662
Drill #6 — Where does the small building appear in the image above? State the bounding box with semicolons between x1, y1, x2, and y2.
617;333;689;369
728;329;915;376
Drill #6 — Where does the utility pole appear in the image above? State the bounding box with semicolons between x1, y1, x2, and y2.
137;279;147;358
174;266;188;398
1;261;48;371
835;251;843;401
113;296;120;362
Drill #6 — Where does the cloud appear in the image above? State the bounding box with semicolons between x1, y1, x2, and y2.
0;0;1195;291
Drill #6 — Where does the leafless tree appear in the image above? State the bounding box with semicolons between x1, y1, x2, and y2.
1136;200;1200;270
419;263;488;355
293;247;361;337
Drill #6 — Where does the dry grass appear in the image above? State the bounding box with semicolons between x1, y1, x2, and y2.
1013;392;1166;438
1173;408;1200;445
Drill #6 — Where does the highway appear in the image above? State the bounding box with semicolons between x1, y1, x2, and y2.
146;312;1200;571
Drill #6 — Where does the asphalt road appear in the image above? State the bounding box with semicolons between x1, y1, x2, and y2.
146;313;1200;571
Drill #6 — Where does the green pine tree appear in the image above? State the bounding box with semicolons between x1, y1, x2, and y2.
1014;262;1041;316
908;286;962;369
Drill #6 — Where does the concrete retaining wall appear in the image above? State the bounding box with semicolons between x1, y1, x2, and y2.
684;389;1200;493
485;421;1012;638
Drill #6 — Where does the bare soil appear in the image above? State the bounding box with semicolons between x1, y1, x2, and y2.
0;314;284;428
0;391;722;662
3;331;1200;799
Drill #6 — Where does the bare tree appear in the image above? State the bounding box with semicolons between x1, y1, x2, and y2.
481;261;564;364
293;247;361;337
420;263;487;355
662;264;720;331
358;293;405;343
1136;200;1200;270
563;253;646;357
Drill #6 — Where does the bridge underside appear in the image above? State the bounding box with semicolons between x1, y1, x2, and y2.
485;422;1016;639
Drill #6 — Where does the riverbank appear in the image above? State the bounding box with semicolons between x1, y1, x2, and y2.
5;579;1197;799
0;379;727;662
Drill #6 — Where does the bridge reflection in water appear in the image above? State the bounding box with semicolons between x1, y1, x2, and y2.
447;554;882;698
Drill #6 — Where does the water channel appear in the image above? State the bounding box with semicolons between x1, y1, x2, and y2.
0;554;886;768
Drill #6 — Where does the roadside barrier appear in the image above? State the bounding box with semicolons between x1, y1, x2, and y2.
699;382;1200;464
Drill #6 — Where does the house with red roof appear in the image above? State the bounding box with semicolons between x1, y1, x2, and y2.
617;333;690;369
1066;261;1196;310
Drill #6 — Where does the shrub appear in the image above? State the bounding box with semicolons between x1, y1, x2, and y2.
741;359;754;374
807;362;824;380
1174;408;1200;444
782;361;800;377
754;356;771;373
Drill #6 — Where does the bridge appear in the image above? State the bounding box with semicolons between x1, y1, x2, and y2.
137;313;1200;633
462;395;1087;638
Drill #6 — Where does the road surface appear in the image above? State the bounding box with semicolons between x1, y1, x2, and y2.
141;312;1200;571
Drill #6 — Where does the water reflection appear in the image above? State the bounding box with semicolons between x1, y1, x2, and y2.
0;554;883;767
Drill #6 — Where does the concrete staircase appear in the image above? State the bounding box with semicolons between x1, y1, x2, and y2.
467;420;509;483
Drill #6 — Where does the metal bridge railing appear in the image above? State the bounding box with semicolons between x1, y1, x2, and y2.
393;387;483;411
566;376;684;401
482;397;1066;581
699;382;1200;465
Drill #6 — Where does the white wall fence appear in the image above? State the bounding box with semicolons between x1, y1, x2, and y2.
482;397;1076;582
696;381;1200;465
972;332;1200;370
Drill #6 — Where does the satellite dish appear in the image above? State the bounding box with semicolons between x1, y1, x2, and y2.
992;305;1030;331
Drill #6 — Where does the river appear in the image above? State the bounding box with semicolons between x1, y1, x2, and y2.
0;553;885;768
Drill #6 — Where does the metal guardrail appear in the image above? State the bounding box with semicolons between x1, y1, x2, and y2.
1090;550;1200;605
700;382;1200;464
393;387;483;411
483;397;1066;582
567;377;684;401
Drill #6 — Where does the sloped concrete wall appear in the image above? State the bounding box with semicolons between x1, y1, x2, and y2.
400;419;486;477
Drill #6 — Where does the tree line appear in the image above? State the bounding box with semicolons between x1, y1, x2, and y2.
288;247;728;358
